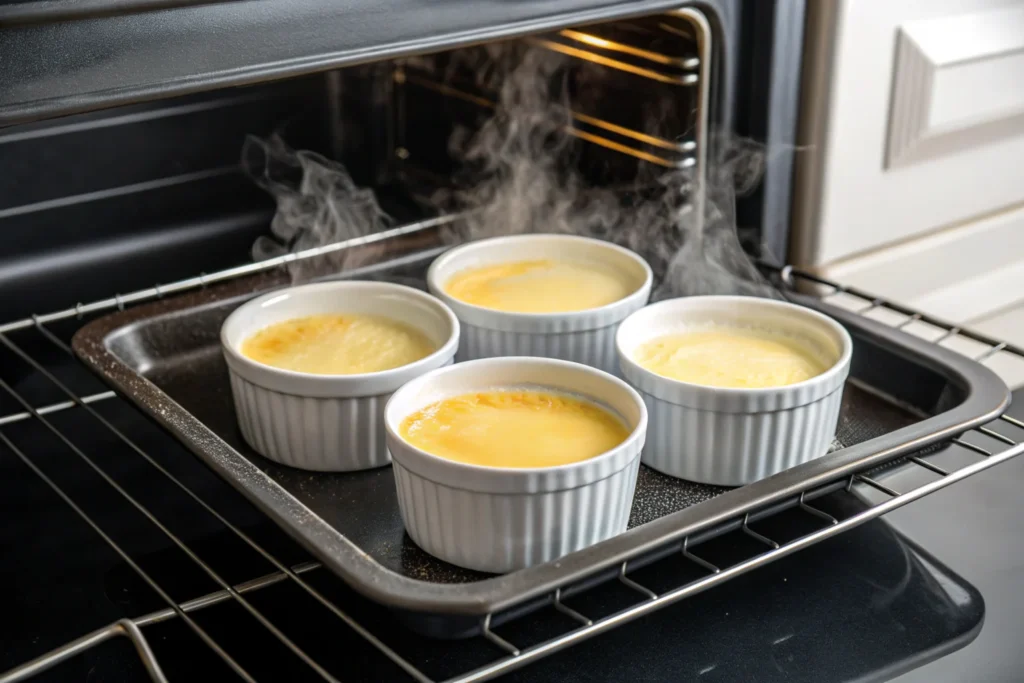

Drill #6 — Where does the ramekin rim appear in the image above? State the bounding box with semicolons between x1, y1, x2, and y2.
220;280;460;389
390;455;640;493
425;233;654;325
383;356;649;478
615;294;854;397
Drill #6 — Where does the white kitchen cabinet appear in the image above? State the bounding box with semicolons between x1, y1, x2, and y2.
792;0;1024;268
790;0;1024;387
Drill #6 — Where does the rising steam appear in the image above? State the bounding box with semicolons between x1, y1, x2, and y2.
242;134;391;281
246;43;777;300
428;45;778;300
430;46;591;241
651;135;778;300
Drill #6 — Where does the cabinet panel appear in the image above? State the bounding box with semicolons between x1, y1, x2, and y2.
889;6;1024;167
793;0;1024;267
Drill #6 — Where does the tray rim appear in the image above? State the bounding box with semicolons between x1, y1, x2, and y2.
71;251;1012;618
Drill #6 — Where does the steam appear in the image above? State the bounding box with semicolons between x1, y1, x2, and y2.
242;134;391;281
431;46;589;241
246;43;778;300
652;136;778;300
427;44;778;300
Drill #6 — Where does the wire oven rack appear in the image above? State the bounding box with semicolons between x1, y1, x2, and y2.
391;7;711;214
2;223;1024;683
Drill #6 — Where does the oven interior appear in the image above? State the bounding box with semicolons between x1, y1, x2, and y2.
4;6;1024;683
0;10;715;323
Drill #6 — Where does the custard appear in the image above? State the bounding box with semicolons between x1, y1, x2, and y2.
634;328;827;388
445;259;633;313
241;314;434;374
399;390;629;468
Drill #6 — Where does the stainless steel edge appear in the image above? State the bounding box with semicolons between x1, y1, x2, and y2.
788;0;842;265
759;0;808;263
671;6;711;237
0;0;740;126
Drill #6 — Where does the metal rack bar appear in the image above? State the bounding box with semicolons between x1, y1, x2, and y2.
3;322;435;683
0;213;459;335
395;9;711;183
951;438;993;458
895;313;923;330
566;128;694;168
0;390;115;426
856;299;883;315
0;431;256;683
552;589;592;626
682;537;720;574
526;13;704;87
0;366;340;683
798;492;838;525
855;475;901;498
975;343;1007;363
135;562;320;627
977;426;1017;447
776;268;1024;360
0;620;167;683
400;71;693;155
741;514;780;548
527;38;698;86
618;562;658;600
1002;414;1024;430
907;456;949;477
397;71;694;168
556;28;700;69
481;615;520;657
572;112;696;153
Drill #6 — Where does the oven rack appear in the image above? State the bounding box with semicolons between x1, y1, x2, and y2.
393;8;711;187
527;31;699;86
2;230;1023;683
394;70;697;169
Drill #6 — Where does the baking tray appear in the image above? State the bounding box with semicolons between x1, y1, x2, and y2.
72;245;1011;637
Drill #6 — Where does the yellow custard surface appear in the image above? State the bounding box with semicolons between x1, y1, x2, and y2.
444;259;634;313
241;314;435;375
399;390;630;468
634;327;828;389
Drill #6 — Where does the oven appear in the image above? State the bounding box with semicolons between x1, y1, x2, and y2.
2;2;1024;682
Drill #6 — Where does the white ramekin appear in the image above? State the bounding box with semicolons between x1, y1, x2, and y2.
221;281;459;471
616;296;853;487
384;357;648;574
426;234;653;375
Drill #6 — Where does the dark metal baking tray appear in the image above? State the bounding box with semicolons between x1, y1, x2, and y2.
72;245;1011;637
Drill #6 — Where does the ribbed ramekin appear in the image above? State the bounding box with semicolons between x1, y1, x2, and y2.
616;296;853;486
426;234;652;375
384;357;648;574
221;280;459;471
